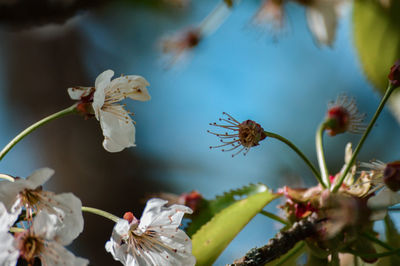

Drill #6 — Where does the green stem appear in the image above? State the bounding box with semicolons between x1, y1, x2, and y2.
353;255;359;266
259;210;289;225
265;131;323;187
0;104;77;161
332;84;396;192
347;248;400;259
0;174;15;182
275;241;305;266
316;123;329;188
82;206;120;223
330;252;340;266
362;232;395;251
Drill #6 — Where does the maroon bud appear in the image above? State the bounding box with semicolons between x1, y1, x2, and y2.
325;106;349;136
383;161;400;191
324;95;365;136
179;190;203;213
388;60;400;88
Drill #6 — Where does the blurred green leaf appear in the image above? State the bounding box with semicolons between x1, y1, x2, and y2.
377;215;400;265
306;252;328;266
191;188;279;266
353;0;400;121
353;0;400;91
186;183;270;236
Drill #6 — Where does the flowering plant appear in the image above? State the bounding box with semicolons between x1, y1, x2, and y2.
0;1;399;263
0;61;399;265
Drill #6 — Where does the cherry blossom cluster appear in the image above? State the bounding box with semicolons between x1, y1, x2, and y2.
0;70;196;265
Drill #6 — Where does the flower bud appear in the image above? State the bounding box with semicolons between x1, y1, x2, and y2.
383;161;400;191
388;60;400;88
325;95;365;136
123;212;139;224
179;190;203;213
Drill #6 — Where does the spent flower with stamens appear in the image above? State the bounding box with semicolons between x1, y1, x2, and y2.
324;94;366;136
161;28;202;63
105;198;195;266
68;69;151;152
208;112;267;157
253;0;285;30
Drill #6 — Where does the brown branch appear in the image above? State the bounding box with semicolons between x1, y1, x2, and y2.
230;215;319;266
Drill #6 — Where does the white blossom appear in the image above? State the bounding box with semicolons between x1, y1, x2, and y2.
105;198;196;266
68;69;151;152
2;211;88;265
0;202;19;265
0;168;84;244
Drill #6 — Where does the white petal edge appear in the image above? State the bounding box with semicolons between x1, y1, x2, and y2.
26;167;55;188
368;188;400;220
99;109;136;152
108;75;151;102
306;3;338;46
67;87;93;100
93;69;114;119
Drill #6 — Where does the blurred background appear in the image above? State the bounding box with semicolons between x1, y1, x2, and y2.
0;0;399;265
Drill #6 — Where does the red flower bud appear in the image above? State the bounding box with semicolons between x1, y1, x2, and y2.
325;95;365;136
383;161;400;191
179;190;203;213
388;60;400;88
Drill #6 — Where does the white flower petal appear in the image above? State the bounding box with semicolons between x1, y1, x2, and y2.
33;211;59;240
0;181;24;213
67;87;93;100
26;167;54;188
99;109;136;152
139;198;193;231
0;167;54;214
0;201;20;265
306;2;338;46
108;75;151;102
42;241;89;266
106;199;195;266
93;70;114;119
0;202;19;230
51;193;84;245
0;231;18;266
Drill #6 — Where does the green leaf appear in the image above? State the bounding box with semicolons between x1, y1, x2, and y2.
191;188;279;266
353;0;400;121
306;252;329;266
353;0;400;92
186;183;269;236
377;214;400;265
